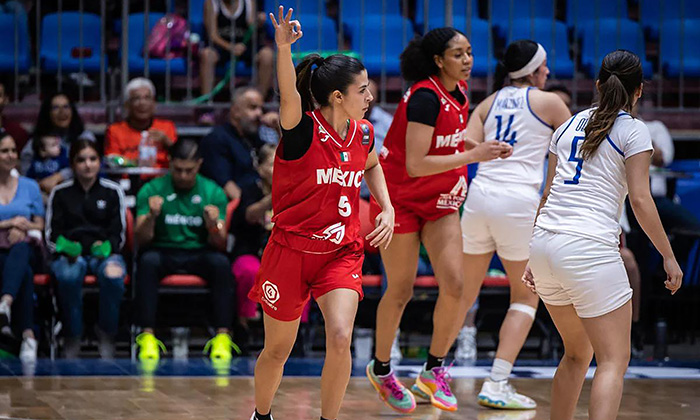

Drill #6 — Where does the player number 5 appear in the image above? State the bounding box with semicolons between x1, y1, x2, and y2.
338;195;351;217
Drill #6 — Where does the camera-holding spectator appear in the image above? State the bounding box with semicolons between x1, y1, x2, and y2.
230;143;273;334
105;78;177;169
0;132;44;363
134;139;237;362
20;92;96;193
200;86;274;201
45;140;127;359
0;80;29;154
199;0;274;102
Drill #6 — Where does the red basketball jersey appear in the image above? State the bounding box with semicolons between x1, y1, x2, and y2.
271;109;374;253
380;76;469;212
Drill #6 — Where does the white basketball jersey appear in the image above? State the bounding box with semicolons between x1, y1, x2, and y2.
476;86;555;189
536;108;653;246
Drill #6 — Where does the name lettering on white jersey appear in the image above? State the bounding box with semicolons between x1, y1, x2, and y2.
316;168;364;188
436;128;467;148
495;97;525;110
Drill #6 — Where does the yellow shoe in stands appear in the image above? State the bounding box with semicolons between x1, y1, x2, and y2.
204;333;241;362
136;332;166;361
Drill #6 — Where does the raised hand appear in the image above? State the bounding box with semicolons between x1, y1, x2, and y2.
269;6;303;48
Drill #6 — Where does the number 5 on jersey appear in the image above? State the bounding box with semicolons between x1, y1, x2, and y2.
338;195;351;217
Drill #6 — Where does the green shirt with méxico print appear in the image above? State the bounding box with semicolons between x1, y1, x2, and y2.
136;174;228;249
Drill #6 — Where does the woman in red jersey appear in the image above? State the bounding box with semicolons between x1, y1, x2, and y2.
366;27;512;413
248;7;394;420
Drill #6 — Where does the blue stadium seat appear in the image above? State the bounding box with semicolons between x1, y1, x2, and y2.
294;15;338;52
660;19;700;77
126;13;187;75
416;0;479;31
341;0;402;20
189;0;205;37
676;176;700;220
0;13;31;72
508;18;574;78
491;0;556;32
567;0;628;25
40;12;103;73
639;0;700;39
350;15;414;76
429;16;493;77
580;19;652;77
268;0;323;16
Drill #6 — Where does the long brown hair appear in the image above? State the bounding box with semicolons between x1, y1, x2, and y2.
581;50;642;160
295;54;366;113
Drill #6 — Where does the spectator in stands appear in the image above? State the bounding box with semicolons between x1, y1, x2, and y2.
0;81;29;154
45;140;127;359
230;143;273;340
0;132;44;363
198;0;274;103
200;86;267;201
25;135;69;193
20;92;95;193
134;139;237;362
105;78;177;169
545;83;572;109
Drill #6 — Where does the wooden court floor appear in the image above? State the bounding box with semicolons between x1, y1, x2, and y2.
0;376;697;420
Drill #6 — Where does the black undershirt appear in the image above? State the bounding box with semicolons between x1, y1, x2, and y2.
406;87;466;127
280;113;374;160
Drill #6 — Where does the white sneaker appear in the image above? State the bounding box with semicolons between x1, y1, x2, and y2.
0;300;11;336
250;412;274;420
478;379;536;409
390;329;402;366
455;326;477;363
20;337;37;364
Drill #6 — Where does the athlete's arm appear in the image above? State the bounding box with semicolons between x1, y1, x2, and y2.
405;122;510;177
530;90;572;130
626;151;682;294
534;151;558;222
364;151;394;249
464;93;496;146
270;7;304;130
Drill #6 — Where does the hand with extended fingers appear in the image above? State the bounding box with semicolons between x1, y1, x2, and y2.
269;6;303;48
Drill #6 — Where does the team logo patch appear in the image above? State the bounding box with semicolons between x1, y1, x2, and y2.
340;151;350;162
167;193;177;202
361;124;370;145
262;280;280;304
191;194;202;204
96;200;106;210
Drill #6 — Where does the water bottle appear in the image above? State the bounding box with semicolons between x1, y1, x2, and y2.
353;328;373;361
138;131;157;167
172;327;190;360
653;319;668;360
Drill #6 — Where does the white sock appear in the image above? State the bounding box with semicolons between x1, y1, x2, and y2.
490;358;513;382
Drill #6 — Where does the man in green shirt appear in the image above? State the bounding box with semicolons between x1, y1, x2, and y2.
134;139;238;362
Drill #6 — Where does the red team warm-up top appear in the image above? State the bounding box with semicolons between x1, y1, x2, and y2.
373;75;470;233
249;109;375;321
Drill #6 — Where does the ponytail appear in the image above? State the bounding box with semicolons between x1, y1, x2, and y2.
493;60;508;91
295;53;325;113
581;50;643;160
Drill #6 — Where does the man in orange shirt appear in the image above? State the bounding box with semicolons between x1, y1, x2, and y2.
105;78;177;168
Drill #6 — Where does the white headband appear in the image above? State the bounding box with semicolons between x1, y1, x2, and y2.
508;43;547;79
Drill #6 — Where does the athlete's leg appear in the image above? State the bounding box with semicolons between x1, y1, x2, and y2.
460;252;493;333
316;288;359;419
545;303;594;420
374;232;420;362
581;301;632;420
253;314;301;415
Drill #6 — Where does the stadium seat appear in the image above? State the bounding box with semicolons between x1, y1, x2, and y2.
639;0;700;39
294;14;338;52
416;0;479;31
675;176;700;220
40;12;103;73
566;0;628;28
188;0;205;37
0;12;31;72
580;19;653;77
126;13;187;75
341;0;403;20
508;18;574;78
429;16;492;77
660;19;700;78
491;0;557;34
349;15;414;76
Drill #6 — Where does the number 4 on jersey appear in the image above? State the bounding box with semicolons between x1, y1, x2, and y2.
495;115;518;146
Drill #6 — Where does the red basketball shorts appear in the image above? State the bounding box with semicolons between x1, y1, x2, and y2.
248;238;365;321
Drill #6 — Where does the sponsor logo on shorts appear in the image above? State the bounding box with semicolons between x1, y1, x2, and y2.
437;175;468;210
262;280;280;310
351;274;360;279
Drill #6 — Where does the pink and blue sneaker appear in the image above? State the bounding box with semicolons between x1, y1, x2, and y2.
414;364;458;411
366;360;416;413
